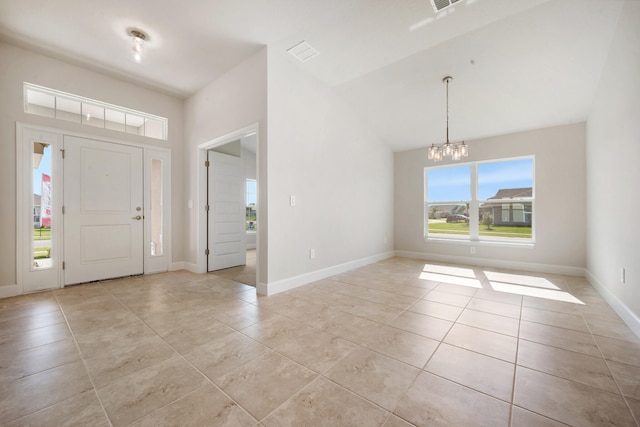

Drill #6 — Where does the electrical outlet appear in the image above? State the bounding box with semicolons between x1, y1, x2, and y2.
470;246;476;255
290;195;296;206
309;248;316;259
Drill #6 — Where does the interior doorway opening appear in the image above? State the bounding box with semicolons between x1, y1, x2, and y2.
200;126;259;287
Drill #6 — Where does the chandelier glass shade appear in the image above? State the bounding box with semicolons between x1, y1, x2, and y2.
427;76;468;161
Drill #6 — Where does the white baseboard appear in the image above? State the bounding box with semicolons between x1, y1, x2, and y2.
585;269;640;339
169;262;185;272
0;284;19;299
246;244;256;250
261;251;395;296
395;251;585;276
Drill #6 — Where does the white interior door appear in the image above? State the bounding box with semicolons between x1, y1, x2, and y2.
63;136;143;285
207;150;246;271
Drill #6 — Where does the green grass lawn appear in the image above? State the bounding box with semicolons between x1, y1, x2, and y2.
33;228;51;240
428;222;532;238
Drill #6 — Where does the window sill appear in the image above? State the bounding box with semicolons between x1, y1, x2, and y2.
425;236;535;248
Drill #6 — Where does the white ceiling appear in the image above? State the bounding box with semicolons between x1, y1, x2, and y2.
0;0;625;151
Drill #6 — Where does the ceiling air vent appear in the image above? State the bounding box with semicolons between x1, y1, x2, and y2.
431;0;463;13
287;41;319;62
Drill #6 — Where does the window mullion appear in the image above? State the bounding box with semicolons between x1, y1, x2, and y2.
469;163;479;240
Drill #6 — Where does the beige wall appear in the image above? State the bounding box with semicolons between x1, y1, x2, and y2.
0;42;185;287
586;0;640;331
395;123;587;273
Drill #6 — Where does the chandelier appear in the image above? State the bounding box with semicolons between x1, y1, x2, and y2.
427;76;468;161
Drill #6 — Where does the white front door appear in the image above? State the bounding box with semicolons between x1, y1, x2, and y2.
207;150;246;271
63;136;144;285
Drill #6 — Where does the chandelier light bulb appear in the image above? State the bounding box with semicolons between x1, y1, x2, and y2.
129;29;147;63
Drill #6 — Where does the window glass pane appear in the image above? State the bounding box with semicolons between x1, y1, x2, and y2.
126;113;145;136
150;159;163;256
55;96;81;123
82;103;105;128
144;117;165;140
246;179;257;231
479;201;532;240
427;165;470;202
25;88;55;118
105;108;126;132
478;158;533;200
33;142;53;269
427;203;469;237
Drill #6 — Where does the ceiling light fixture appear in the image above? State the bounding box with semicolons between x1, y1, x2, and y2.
428;76;468;162
129;29;147;63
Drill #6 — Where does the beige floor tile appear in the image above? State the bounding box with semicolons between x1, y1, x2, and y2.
521;297;581;315
466;297;522;319
521;306;589;332
510;406;568;426
98;355;206;427
131;384;256;427
434;282;479;297
0;295;60;322
161;317;235;353
0;338;80;381
585;318;640;343
473;288;523;306
519;321;600;357
325;347;420;411
0;360;93;424
184;331;268;381
444;323;518;362
315;312;384;345
262;377;388;427
241;314;313;348
0;323;71;355
363;325;439;368
423;290;472;307
84;335;176;388
425;343;514;401
324;293;405;323
120;292;188;319
607;361;640;400
54;283;109;305
75;320;158;358
517;339;618;392
5;389;109;427
65;306;139;333
627;397;640;425
457;309;520;337
408;299;463;321
594;335;640;367
0;310;66;338
274;329;357;373
394;371;510;427
514;366;636;427
390;310;453;341
215;351;317;420
382;415;414;427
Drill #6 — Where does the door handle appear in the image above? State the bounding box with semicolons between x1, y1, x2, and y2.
132;215;142;220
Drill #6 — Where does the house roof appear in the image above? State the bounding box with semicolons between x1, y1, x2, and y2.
489;188;533;199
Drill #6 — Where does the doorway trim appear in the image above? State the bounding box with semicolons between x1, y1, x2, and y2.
196;123;259;282
14;122;172;296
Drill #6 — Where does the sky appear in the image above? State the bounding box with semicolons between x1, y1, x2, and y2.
427;158;533;201
33;144;52;195
246;179;257;205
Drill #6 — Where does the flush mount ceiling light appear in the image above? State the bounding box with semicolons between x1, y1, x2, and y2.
428;76;468;162
129;29;147;63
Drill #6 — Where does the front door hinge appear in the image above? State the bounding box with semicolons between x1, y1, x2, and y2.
205;249;210;256
205;160;210;168
60;149;65;159
62;205;65;214
62;261;65;270
205;205;210;212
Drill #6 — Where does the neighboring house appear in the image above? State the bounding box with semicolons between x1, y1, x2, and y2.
428;204;467;219
481;188;532;227
33;194;41;228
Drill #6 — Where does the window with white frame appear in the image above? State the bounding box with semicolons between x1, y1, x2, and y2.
425;157;534;243
246;179;257;231
24;83;168;140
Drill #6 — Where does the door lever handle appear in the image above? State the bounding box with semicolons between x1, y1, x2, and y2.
132;215;142;220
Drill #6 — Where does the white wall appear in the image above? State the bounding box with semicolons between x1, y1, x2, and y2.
0;42;185;288
586;0;640;329
266;52;394;290
183;48;267;281
395;123;587;273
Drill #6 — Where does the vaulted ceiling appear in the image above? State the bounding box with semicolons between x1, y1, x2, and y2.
0;0;625;151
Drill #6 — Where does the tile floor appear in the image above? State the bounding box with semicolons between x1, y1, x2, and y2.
1;257;639;426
